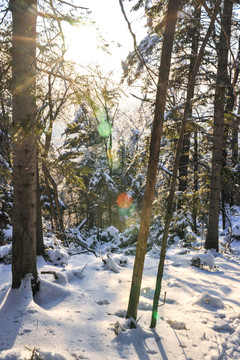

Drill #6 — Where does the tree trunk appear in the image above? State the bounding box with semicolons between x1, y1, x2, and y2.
126;0;181;322
150;0;222;328
192;126;198;232
42;163;65;241
178;4;201;207
36;161;44;255
205;0;233;251
42;163;58;231
11;0;38;290
221;35;240;227
231;99;240;205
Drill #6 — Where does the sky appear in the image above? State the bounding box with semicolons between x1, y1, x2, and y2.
63;0;147;75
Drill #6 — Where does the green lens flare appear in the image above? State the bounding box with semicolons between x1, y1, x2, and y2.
118;204;135;217
153;311;158;320
98;121;112;138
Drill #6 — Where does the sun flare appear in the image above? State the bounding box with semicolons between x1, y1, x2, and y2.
64;23;100;65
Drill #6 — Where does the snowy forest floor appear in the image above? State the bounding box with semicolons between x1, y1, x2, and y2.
0;229;240;359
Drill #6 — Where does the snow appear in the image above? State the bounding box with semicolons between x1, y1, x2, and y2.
191;250;215;270
102;254;120;273
2;225;12;241
0;243;12;259
0;242;240;359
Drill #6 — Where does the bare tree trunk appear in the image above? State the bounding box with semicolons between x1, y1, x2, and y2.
126;0;181;322
42;163;58;230
192;126;199;232
231;98;240;206
221;34;240;227
11;0;38;290
178;4;201;208
87;191;94;229
205;0;233;251
150;0;222;328
36;162;44;255
42;163;65;241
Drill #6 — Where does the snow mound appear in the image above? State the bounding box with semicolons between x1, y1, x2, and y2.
191;250;215;270
34;279;71;309
167;319;187;330
45;247;69;266
106;225;119;237
192;292;225;309
102;254;119;273
46;266;86;285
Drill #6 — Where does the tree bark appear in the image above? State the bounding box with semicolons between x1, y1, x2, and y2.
178;4;201;201
205;0;233;251
42;163;65;241
126;0;181;322
221;35;240;226
11;0;38;290
192;126;199;232
36;161;44;255
150;0;222;328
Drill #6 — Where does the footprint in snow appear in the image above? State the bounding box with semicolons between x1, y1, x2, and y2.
96;299;110;305
212;322;235;334
147;350;158;354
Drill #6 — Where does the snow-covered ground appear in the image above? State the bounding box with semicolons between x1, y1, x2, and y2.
0;234;240;360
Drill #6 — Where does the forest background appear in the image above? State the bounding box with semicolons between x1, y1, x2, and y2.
0;0;240;322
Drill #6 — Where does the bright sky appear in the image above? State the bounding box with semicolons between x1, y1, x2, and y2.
63;0;146;75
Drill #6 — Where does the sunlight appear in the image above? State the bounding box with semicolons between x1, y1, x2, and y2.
63;22;100;66
62;0;146;73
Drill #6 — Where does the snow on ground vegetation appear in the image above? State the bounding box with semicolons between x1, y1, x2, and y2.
0;211;240;359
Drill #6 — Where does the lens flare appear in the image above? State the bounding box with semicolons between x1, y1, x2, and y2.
118;205;135;217
117;193;133;209
98;121;111;138
153;311;158;321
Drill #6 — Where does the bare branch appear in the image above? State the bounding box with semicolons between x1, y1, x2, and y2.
55;0;89;10
118;0;157;85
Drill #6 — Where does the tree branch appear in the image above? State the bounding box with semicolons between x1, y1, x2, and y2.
118;0;157;85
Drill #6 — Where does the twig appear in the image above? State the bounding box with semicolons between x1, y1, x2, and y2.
159;291;166;307
41;270;58;279
74;238;98;257
55;0;89;10
118;0;157;85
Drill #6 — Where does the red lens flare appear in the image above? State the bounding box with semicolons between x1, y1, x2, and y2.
117;193;133;209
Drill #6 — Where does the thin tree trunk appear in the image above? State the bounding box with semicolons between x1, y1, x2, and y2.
43;163;65;241
11;0;38;290
88;191;94;229
231;99;240;205
205;0;233;251
192;126;198;232
150;0;222;328
126;0;181;322
36;161;44;255
178;4;201;207
42;163;58;232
